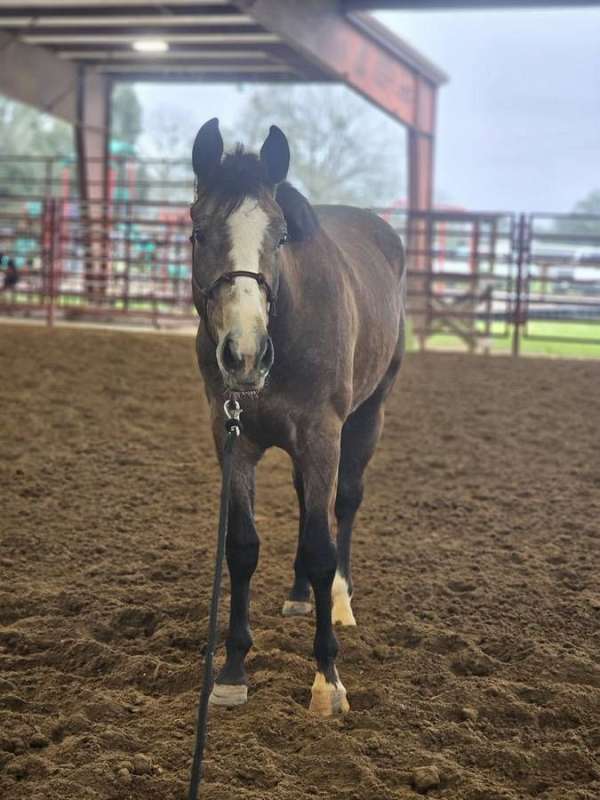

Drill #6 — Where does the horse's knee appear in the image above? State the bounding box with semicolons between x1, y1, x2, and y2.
335;476;363;521
226;536;259;579
226;504;259;578
299;521;336;585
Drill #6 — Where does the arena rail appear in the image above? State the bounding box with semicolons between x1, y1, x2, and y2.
1;156;599;355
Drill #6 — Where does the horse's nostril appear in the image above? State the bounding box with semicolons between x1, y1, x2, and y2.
259;337;275;373
222;336;243;373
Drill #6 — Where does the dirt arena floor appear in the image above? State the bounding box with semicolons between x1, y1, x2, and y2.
1;324;600;800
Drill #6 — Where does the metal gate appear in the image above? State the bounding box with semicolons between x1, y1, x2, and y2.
381;209;600;355
2;190;600;354
514;212;600;353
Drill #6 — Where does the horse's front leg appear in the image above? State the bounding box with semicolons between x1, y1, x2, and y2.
296;418;350;716
209;435;263;707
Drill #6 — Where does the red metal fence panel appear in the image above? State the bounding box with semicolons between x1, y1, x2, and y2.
2;156;600;353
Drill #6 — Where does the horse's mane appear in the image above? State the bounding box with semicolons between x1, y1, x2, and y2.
275;181;319;243
200;146;319;243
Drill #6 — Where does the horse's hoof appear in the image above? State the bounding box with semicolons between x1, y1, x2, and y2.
282;600;313;617
208;683;248;707
332;598;357;626
309;672;350;717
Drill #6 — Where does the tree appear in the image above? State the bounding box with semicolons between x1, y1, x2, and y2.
0;96;73;197
572;190;600;216
225;85;405;207
556;190;600;238
111;84;143;149
0;85;144;200
140;105;192;203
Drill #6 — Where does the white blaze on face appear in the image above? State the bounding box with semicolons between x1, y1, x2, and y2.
221;197;269;353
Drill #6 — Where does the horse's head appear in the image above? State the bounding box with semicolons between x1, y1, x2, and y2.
190;118;291;394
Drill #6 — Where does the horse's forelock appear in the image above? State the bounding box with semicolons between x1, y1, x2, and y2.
201;146;270;216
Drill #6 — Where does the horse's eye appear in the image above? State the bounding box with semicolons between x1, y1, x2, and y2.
191;229;205;244
278;233;288;248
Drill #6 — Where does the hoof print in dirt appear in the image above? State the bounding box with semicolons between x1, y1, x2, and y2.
459;705;479;722
412;765;441;793
132;753;153;775
372;644;391;661
29;732;49;749
6;760;28;780
117;767;132;785
451;649;496;677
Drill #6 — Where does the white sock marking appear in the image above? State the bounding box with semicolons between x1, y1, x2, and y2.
332;571;356;626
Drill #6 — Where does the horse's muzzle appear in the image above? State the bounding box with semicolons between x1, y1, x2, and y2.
218;333;274;392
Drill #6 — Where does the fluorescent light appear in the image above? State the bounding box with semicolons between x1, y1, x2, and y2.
132;39;169;53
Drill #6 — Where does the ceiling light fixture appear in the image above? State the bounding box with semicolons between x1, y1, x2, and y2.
132;39;169;53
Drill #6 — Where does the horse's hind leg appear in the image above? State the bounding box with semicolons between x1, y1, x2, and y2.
333;397;384;626
334;349;403;626
282;466;313;617
295;417;349;716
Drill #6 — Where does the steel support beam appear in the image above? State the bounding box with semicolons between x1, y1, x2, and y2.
0;30;78;122
234;0;438;134
73;67;111;299
344;0;600;8
74;67;110;205
236;0;441;223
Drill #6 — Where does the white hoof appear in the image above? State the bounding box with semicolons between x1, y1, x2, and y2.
332;600;356;626
331;573;356;626
282;600;313;617
208;683;248;707
309;670;350;717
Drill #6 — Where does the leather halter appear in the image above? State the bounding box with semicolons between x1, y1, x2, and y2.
190;232;278;344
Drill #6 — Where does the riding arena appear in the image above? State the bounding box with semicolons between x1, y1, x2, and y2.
1;3;600;800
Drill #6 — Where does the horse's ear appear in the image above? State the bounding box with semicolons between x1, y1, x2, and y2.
260;125;290;185
192;117;223;183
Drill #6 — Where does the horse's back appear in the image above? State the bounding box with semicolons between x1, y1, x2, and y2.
314;205;405;283
314;204;405;331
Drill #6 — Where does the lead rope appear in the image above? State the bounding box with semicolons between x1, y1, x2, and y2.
188;398;242;799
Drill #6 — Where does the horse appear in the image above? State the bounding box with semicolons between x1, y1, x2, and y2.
191;118;405;716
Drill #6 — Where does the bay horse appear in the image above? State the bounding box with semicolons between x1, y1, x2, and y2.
191;118;405;716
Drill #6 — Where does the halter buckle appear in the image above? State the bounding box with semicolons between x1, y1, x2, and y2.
224;398;242;436
224;398;241;421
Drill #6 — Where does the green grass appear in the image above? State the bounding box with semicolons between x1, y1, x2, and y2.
418;320;600;358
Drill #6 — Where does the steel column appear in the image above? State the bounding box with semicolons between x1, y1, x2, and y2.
74;68;111;299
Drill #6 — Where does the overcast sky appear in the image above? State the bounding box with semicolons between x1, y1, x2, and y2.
136;5;600;214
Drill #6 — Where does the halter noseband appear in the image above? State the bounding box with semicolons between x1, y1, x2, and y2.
191;266;277;345
197;270;276;319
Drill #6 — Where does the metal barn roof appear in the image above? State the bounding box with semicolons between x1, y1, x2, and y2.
0;0;446;85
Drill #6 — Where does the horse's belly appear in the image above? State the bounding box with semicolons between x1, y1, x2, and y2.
349;297;403;411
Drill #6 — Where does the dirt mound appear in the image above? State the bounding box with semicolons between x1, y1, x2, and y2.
1;325;599;799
